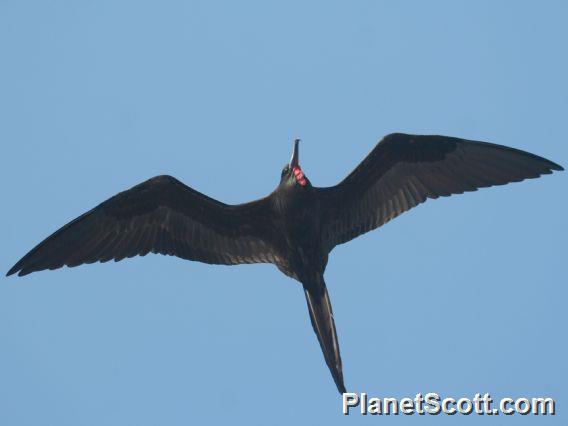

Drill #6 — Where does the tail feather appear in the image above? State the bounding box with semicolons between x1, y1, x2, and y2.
303;280;346;394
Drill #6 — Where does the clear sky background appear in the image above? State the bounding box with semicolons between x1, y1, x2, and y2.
1;1;566;425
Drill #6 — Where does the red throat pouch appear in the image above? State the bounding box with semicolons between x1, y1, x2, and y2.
292;167;307;186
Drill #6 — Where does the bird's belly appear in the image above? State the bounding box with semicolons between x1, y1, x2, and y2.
280;219;324;278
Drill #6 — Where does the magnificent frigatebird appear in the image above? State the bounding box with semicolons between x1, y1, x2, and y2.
7;133;563;393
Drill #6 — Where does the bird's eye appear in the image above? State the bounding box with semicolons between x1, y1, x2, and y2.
281;167;289;177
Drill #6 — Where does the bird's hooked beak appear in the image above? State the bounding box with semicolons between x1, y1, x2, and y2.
288;138;307;186
289;138;300;169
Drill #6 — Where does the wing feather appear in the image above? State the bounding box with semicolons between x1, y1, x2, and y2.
7;175;281;276
318;133;562;251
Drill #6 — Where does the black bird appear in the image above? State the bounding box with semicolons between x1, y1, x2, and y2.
7;133;563;393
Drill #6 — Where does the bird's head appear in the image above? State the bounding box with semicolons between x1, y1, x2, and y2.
280;139;310;188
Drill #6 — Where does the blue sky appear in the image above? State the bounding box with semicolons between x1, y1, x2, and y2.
1;1;566;424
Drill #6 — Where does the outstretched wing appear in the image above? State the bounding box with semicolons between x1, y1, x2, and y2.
318;133;563;252
7;175;282;276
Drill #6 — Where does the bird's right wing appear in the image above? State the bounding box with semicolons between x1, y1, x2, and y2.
317;133;563;252
7;175;283;276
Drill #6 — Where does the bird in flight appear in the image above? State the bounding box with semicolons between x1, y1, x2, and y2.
7;133;563;393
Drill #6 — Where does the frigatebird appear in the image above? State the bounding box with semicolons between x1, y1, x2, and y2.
7;133;563;393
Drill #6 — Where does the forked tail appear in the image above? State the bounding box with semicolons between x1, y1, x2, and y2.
303;278;346;394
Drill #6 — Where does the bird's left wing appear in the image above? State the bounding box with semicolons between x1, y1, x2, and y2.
317;133;563;252
7;175;282;276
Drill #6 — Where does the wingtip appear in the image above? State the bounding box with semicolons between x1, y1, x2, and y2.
6;259;27;276
6;262;31;277
545;157;564;172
